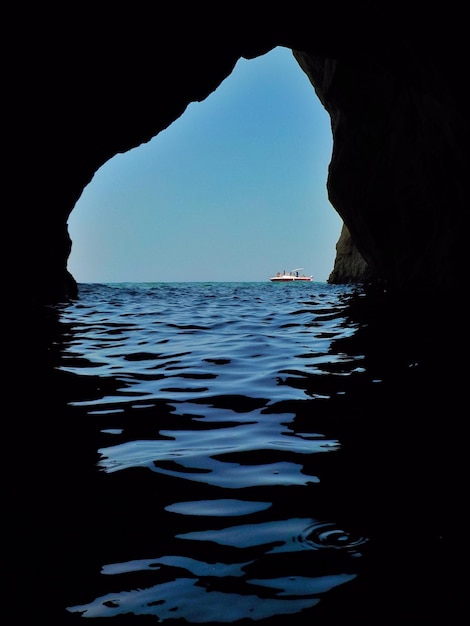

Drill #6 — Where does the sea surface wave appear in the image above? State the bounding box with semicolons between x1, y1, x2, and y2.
17;282;462;625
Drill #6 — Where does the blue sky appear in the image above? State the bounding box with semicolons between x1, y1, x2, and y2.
67;46;342;283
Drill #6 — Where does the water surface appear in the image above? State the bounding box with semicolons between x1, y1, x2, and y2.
18;282;461;624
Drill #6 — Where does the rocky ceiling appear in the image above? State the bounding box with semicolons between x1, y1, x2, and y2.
10;5;467;306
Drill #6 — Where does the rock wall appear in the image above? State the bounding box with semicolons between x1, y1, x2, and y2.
327;224;370;285
293;41;467;292
8;6;467;305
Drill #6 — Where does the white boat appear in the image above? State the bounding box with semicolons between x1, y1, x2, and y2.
269;268;313;282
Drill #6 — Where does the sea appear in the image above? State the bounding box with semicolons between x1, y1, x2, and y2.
16;281;463;625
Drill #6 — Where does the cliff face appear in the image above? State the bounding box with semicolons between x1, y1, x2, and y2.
8;7;467;305
327;224;370;285
293;42;466;291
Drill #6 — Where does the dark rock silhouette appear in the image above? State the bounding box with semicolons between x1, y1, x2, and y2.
8;6;467;304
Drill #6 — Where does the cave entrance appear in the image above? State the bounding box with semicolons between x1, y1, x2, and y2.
67;46;341;285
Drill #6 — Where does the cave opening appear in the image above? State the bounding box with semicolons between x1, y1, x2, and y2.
67;46;341;285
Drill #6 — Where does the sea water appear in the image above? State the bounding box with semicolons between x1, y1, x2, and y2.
19;282;462;624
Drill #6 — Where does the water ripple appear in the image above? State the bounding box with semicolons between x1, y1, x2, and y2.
57;282;375;623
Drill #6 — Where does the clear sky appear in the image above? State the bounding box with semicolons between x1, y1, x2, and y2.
67;46;343;284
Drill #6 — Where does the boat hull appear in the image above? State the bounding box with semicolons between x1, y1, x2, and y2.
269;276;312;282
